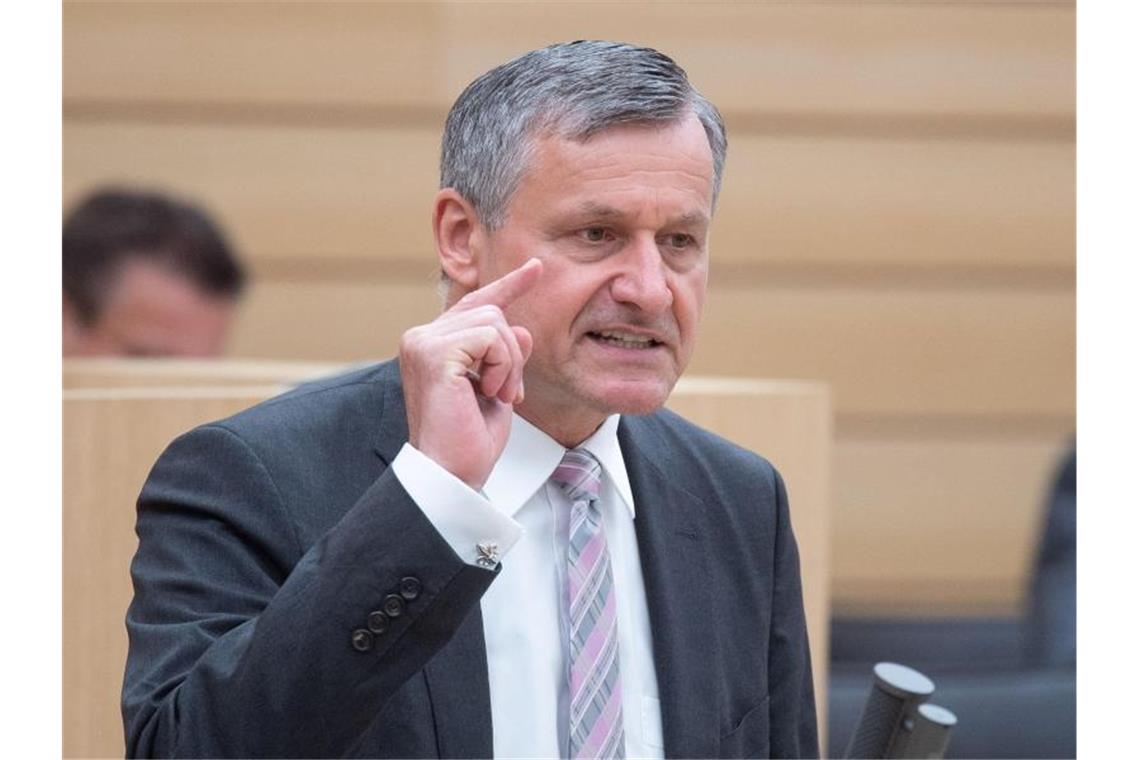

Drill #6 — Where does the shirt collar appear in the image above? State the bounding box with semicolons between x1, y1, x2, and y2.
483;412;635;520
579;414;636;519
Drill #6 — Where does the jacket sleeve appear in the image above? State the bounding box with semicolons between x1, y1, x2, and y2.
767;469;820;758
121;423;495;758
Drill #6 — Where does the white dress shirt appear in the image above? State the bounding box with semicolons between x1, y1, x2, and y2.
391;413;665;758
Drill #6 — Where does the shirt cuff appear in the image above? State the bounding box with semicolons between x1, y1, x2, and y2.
390;442;523;568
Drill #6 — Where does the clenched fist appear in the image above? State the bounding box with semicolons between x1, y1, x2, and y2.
399;258;542;489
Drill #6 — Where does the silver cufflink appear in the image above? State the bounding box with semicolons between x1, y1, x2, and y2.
475;541;500;569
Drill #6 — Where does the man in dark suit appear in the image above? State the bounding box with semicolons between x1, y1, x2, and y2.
123;41;817;758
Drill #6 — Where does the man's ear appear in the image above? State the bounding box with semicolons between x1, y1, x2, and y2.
432;188;486;294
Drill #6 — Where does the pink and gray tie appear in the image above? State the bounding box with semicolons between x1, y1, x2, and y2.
552;449;625;760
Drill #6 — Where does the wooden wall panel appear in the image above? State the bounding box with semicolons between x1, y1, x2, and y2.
64;2;442;108
225;278;438;361
63;122;1075;274
62;122;440;262
721;136;1074;273
63;357;343;389
698;285;1075;421
223;278;1074;423
65;1;1074;120
832;433;1072;616
435;2;1074;121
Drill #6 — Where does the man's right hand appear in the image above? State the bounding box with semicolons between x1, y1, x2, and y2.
398;258;542;489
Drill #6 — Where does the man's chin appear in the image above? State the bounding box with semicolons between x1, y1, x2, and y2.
588;377;676;416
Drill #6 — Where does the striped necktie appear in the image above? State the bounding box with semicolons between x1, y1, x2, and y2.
551;449;625;760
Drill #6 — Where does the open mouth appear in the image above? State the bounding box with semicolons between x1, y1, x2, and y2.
586;330;664;350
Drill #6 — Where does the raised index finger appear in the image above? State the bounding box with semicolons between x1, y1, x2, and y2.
457;258;543;310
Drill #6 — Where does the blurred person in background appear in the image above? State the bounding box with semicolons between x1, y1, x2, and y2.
62;187;246;357
1025;443;1076;668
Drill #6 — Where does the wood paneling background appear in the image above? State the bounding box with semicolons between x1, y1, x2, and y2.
63;1;1075;616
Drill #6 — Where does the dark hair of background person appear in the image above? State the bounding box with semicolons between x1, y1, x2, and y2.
63;187;246;326
62;187;247;357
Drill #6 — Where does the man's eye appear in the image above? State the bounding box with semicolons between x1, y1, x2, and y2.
579;227;609;243
665;233;694;249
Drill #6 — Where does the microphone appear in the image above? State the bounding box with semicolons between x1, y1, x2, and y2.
890;703;957;759
844;662;958;759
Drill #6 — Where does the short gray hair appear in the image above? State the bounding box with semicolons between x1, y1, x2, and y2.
440;40;727;230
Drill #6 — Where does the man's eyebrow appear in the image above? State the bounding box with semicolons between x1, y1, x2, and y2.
570;203;710;227
674;210;710;227
572;202;624;220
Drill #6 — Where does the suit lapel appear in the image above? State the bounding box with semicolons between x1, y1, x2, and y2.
620;417;720;757
371;360;495;757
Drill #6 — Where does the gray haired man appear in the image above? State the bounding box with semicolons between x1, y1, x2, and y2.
124;41;818;758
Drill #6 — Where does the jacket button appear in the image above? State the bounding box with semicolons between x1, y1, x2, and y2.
351;629;374;652
399;576;422;601
383;594;406;617
367;611;389;634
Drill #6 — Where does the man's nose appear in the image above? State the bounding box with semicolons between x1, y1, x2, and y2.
609;236;674;313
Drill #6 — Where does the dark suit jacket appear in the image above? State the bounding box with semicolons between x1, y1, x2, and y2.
122;360;817;758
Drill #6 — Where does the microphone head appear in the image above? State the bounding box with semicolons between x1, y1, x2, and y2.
886;703;958;759
844;662;940;759
916;703;957;728
873;662;935;700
